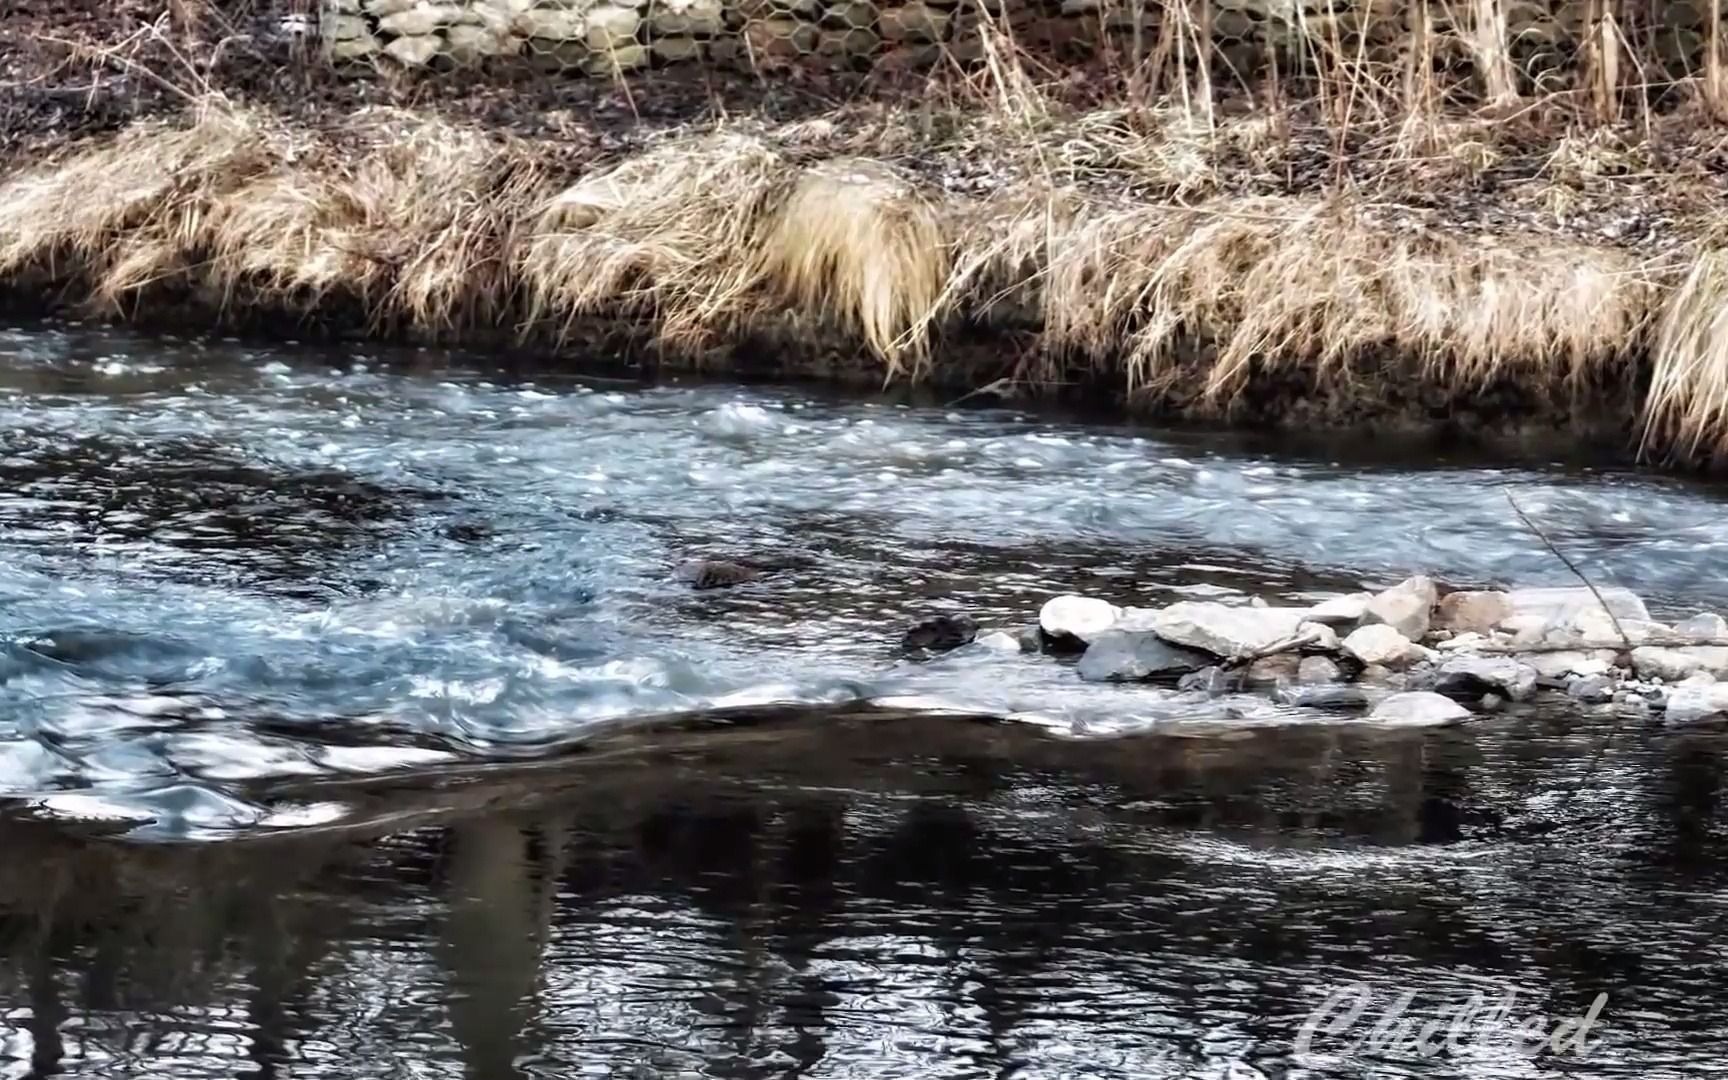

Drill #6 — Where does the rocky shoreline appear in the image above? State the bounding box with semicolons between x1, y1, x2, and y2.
923;579;1728;726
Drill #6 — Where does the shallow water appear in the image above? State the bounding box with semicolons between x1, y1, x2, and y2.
2;321;1728;1077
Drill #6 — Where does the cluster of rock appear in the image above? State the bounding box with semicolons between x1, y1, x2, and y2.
318;0;1721;83
966;578;1728;726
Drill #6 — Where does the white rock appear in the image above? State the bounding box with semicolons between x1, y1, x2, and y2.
1677;612;1728;639
365;0;418;13
1342;624;1432;669
585;4;641;49
1038;595;1121;644
1363;575;1437;639
445;23;517;58
1570;609;1672;645
1508;586;1650;626
378;3;466;35
383;32;442;64
1298;655;1344;685
1371;691;1471;726
1435;632;1489;652
1304;592;1371;627
1524;649;1618;679
518;8;586;38
1663;676;1728;723
328;13;370;39
1150;602;1307;657
975;631;1023;653
1632;646;1728;682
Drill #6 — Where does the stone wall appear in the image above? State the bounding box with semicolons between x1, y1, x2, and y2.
319;0;1723;84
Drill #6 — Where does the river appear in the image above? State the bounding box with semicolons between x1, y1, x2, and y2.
0;320;1724;1078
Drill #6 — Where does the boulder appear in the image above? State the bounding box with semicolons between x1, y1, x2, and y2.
1570;610;1671;645
1363;576;1437;639
1676;613;1728;639
1631;646;1728;682
1434;655;1539;702
1304;592;1371;627
1039;595;1121;646
1370;691;1472;726
1149;602;1307;657
1276;684;1369;710
901;613;978;652
1508;586;1650;626
1567;674;1616;704
1434;590;1513;635
1342;624;1432;669
1663;676;1728;723
1298;655;1345;685
1077;631;1213;683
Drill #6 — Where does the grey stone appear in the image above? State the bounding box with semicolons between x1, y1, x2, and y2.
1039;595;1121;645
1362;576;1437;640
1077;631;1213;683
1370;691;1472;726
1177;666;1233;694
1434;590;1513;635
1567;674;1616;704
1305;592;1371;627
1243;654;1302;686
1276;684;1369;710
902;613;978;652
1151;601;1307;657
1435;656;1539;702
674;559;760;589
1342;624;1431;669
1298;655;1344;685
974;631;1023;653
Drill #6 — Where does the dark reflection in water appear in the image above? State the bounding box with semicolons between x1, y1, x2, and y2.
0;707;1725;1079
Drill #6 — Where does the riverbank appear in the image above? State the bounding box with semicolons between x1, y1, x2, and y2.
8;9;1728;463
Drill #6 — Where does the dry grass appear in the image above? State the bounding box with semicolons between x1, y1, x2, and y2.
1647;251;1728;460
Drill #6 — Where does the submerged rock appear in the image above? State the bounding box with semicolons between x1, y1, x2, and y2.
1434;655;1539;703
902;613;979;652
674;559;761;590
1149;602;1306;657
1304;592;1371;627
1342;624;1431;669
1363;575;1437;639
1039;595;1121;648
1370;691;1472;726
1077;631;1213;683
1434;590;1513;635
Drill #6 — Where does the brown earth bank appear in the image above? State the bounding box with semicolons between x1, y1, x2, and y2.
8;2;1728;464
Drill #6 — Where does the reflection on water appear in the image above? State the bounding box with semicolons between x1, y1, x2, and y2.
1;708;1726;1079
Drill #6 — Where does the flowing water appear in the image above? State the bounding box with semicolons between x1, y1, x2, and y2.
2;320;1727;1078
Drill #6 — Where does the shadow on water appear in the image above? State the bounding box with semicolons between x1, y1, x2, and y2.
0;706;1725;1078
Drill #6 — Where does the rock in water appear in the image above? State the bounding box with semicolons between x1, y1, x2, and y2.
1362;576;1437;639
902;613;979;652
1342;625;1431;669
1632;645;1728;681
1434;656;1539;702
1567;674;1616;704
1149;602;1307;657
1298;656;1345;684
1077;631;1213;683
1663;676;1728;723
974;630;1024;653
1370;691;1472;726
1304;592;1372;627
1038;595;1121;647
674;559;761;590
1434;590;1513;635
1276;684;1369;710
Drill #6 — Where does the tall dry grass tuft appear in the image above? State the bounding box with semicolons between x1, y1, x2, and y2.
0;103;278;302
1039;197;1653;403
749;160;948;374
1646;251;1728;460
517;133;787;352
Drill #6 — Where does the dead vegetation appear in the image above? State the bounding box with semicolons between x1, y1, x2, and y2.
7;7;1728;462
